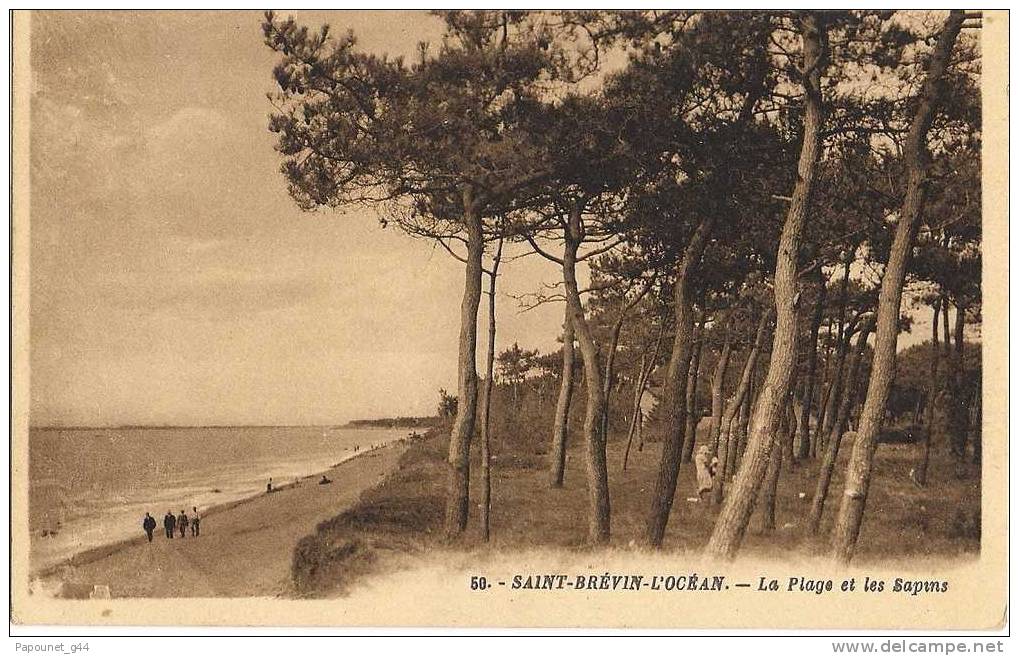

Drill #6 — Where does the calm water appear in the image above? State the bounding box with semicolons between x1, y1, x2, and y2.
28;425;405;573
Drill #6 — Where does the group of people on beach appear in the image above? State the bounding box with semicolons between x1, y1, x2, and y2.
141;507;200;543
137;443;384;542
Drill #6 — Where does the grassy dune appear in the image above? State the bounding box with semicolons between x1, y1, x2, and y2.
290;425;980;597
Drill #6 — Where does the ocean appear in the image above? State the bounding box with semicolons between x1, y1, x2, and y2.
28;425;408;573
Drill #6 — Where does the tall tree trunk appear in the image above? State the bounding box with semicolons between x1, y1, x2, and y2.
757;395;791;532
819;258;851;444
711;309;773;505
814;317;836;457
723;413;741;479
971;380;982;465
783;387;798;464
808;316;874;533
831;11;964;565
600;321;624;443
444;201;484;539
479;237;503;543
705;12;827;560
642;35;768;547
709;327;734;454
682;312;708;463
644;216;715;547
914;297;942;486
757;437;784;533
757;366;800;532
623;319;665;467
782;395;798;460
820;318;860;456
632;375;644;448
549;307;575;488
562;203;611;543
735;373;753;463
941;295;951;354
949;302;968;458
601;284;650;442
821;261;852;441
798;267;827;460
623;353;646;467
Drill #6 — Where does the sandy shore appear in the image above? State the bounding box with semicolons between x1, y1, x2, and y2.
37;442;407;598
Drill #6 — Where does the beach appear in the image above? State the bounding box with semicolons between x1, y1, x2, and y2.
38;442;408;598
29;425;407;572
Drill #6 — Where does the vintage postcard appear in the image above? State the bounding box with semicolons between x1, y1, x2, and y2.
10;9;1008;630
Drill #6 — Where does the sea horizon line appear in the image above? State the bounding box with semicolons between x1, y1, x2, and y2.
29;419;437;431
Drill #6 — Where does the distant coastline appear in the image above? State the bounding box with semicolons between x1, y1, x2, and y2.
32;420;440;431
343;416;438;429
31;423;380;431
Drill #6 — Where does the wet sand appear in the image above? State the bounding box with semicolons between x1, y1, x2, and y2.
38;442;407;598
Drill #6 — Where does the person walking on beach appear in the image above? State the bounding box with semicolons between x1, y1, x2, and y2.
177;509;189;539
191;506;201;537
266;478;273;494
163;510;176;539
142;513;156;542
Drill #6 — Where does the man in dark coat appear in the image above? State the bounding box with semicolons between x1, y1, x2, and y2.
142;513;157;542
177;510;189;538
163;510;176;539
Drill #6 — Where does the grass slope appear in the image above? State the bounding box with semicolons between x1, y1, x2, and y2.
291;425;980;597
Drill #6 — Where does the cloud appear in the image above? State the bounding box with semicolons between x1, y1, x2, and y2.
140;106;234;174
109;268;332;319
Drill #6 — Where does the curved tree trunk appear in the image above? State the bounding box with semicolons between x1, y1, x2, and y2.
562;204;611;543
711;309;773;505
798;267;826;460
705;13;827;561
808;316;874;533
479;237;503;542
644;216;714;547
831;11;964;565
549;307;575;488
914;297;942;486
682;312;707;463
444;202;484;539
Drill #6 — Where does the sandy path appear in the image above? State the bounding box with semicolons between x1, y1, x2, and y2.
42;444;407;598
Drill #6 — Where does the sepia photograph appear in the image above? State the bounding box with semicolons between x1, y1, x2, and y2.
9;8;1008;633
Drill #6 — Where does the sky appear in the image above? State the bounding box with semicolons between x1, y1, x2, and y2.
26;10;955;428
28;10;569;427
